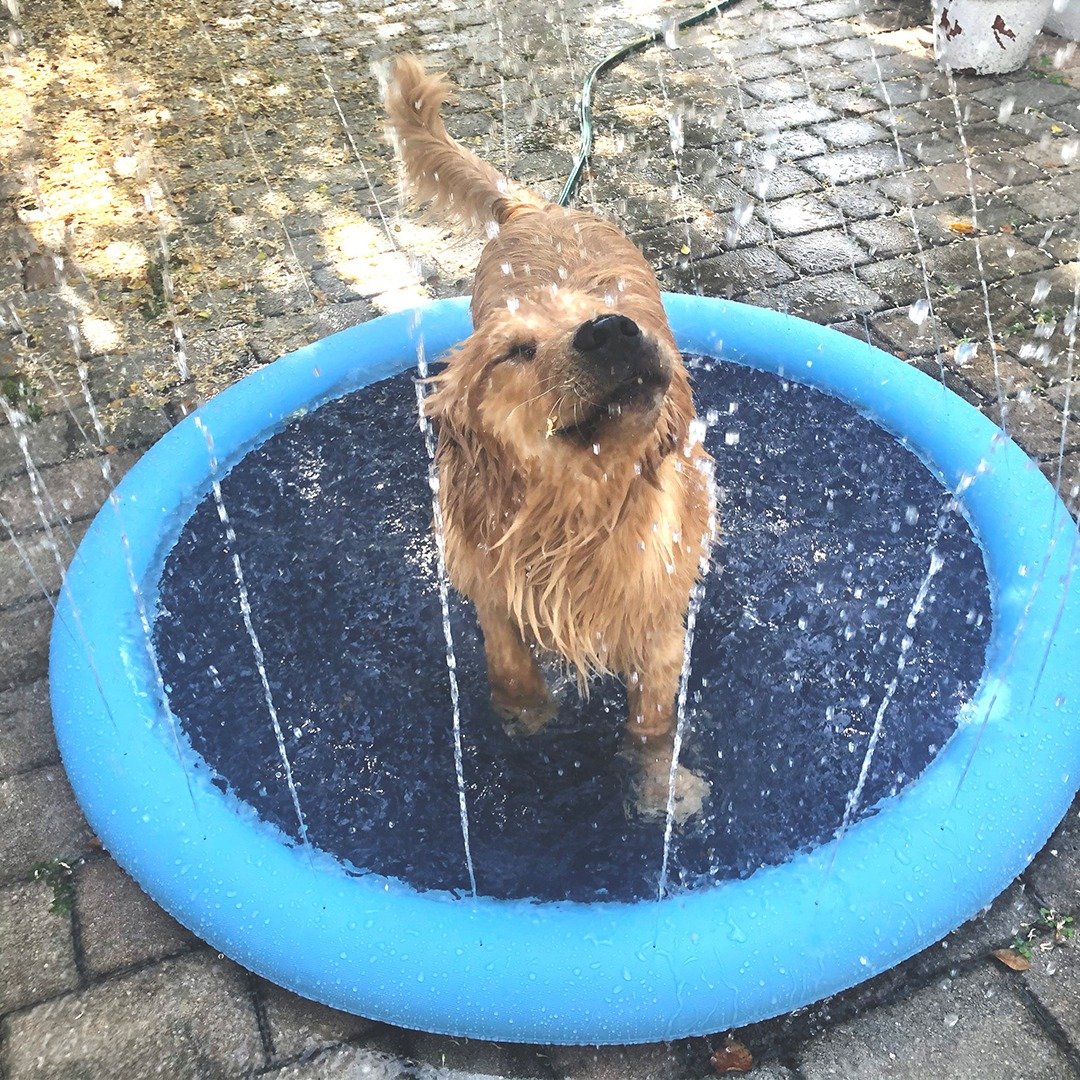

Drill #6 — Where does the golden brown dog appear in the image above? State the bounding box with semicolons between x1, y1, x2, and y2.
385;55;716;822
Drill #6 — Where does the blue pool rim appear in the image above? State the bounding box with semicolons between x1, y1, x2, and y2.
51;294;1080;1045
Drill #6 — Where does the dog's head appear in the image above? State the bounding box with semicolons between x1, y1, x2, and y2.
426;291;693;482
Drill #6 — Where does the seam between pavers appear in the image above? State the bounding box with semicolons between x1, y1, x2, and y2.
0;942;212;1024
68;850;97;990
1011;979;1080;1079
244;969;276;1071
0;589;60;620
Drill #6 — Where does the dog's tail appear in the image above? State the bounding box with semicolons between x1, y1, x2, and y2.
385;55;546;233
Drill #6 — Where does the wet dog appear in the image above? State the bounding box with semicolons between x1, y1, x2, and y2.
385;55;715;822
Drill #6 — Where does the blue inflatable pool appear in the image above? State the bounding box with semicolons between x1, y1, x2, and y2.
50;295;1080;1044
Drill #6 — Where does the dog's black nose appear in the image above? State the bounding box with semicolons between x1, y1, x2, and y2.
572;314;641;353
572;314;668;402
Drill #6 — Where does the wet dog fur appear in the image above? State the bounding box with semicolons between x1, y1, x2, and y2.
385;55;716;822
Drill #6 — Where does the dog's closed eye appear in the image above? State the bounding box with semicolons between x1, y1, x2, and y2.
502;342;537;363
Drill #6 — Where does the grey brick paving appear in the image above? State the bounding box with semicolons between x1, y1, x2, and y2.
803;142;903;184
542;1042;705;1080
0;679;58;778
797;966;1077;1079
258;980;378;1065
746;270;884;321
869;308;956;357
0;0;1078;1076
848;217;919;257
0;879;78;1014
259;1044;548;1079
0;452;137;536
74;858;199;978
760;193;847;235
0;764;94;886
1;953;266;1079
774;228;871;273
0;522;86;608
0;415;70;480
0;597;53;693
1021;806;1080;1049
1025;944;1080;1056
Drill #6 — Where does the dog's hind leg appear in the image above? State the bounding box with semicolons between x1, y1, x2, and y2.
475;599;556;736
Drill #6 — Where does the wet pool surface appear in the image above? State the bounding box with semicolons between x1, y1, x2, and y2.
154;357;991;903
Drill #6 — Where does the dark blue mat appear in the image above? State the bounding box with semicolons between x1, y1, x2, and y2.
153;357;991;903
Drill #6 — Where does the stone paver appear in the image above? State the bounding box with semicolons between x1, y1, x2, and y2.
1;953;265;1080
798;966;1077;1079
0;451;136;537
0;521;87;608
0;415;70;480
0;0;1078;1077
773;228;870;273
0;598;52;693
0;679;58;778
74;857;198;978
258;980;378;1065
1024;943;1080;1057
760;193;847;236
260;1045;532;1079
1021;805;1080;1049
0;878;78;1014
0;764;93;886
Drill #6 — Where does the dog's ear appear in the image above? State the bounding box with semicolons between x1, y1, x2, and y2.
639;366;693;487
424;337;519;547
423;334;492;470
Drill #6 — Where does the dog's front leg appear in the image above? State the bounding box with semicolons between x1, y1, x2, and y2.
625;630;710;824
474;599;556;735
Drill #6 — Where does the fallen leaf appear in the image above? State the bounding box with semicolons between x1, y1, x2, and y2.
711;1039;753;1074
948;221;977;234
680;244;691;255
992;947;1031;971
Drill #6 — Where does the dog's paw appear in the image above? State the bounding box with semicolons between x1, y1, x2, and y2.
630;760;710;825
491;687;557;737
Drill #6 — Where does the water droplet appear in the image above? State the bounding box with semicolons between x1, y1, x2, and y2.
1030;277;1051;305
908;298;930;325
954;340;978;366
668;111;684;155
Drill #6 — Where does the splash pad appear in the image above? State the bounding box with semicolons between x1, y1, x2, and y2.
51;295;1080;1043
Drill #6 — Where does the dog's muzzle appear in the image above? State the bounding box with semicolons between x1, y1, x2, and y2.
572;315;671;407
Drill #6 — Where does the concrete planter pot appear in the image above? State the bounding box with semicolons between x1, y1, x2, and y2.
1045;0;1080;40
933;0;1055;72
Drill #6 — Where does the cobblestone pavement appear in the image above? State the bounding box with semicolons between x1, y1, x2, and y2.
2;0;1079;1075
